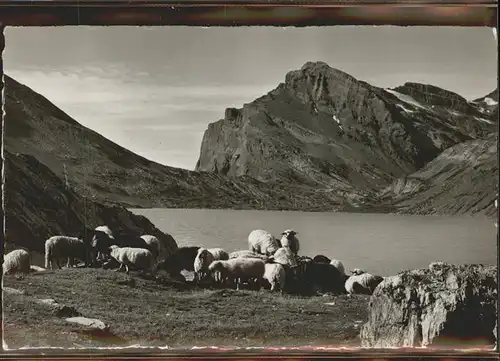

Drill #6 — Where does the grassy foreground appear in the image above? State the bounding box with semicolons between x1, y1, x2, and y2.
2;268;369;349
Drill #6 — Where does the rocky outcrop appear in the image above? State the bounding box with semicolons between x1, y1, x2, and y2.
360;262;497;348
378;135;498;216
196;62;495;198
3;74;370;214
3;150;178;255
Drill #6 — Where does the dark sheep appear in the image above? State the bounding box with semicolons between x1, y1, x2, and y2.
157;246;200;280
313;255;332;264
284;259;345;295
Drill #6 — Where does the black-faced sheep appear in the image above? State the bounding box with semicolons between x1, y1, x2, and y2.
345;269;384;295
45;236;92;270
208;258;266;291
3;249;31;276
263;263;286;293
280;229;300;255
193;248;215;284
248;229;280;256
108;245;156;277
229;250;269;261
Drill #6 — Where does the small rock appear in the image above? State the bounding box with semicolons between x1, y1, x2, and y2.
37;298;59;306
65;317;108;331
324;302;336;306
3;287;25;295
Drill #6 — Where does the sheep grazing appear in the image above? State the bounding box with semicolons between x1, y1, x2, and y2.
95;225;115;239
108;245;156;277
3;249;31;276
207;248;229;261
248;229;280;256
140;235;162;262
267;246;298;268
91;228;157;264
345;269;384;295
263;263;286;293
208;258;266;291
193;248;215;284
330;259;346;277
313;255;331;264
45;236;92;270
229;250;269;261
158;246;200;280
280;229;300;255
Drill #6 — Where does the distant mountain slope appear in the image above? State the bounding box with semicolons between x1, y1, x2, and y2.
196;62;496;195
3;150;179;255
377;134;498;216
3;75;349;211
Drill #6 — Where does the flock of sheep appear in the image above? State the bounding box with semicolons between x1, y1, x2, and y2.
3;225;385;296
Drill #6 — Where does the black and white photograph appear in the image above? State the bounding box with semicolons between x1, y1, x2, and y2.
1;25;498;350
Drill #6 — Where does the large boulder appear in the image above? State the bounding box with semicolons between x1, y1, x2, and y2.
361;262;497;348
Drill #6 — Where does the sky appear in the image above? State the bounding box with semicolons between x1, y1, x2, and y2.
4;26;498;170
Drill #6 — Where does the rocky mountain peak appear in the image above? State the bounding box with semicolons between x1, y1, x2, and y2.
392;82;472;112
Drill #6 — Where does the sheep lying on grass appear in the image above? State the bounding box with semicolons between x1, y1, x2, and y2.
45;236;91;270
280;230;300;255
345;269;384;295
208;258;265;291
193;248;215;284
229;250;269;261
263;263;286;293
108;245;156;277
248;229;280;256
3;249;31;276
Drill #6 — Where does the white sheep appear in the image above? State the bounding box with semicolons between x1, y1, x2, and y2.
108;245;156;277
3;249;31;276
193;248;215;283
95;225;114;239
208;258;266;291
267;246;298;268
207;248;229;261
280;229;300;255
330;259;346;277
248;229;280;256
229;250;269;261
140;235;162;262
345;269;384;295
263;263;286;293
45;236;91;270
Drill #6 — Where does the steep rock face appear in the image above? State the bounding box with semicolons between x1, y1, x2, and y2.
360;263;497;348
196;62;494;193
471;88;499;123
3;75;357;212
378;134;498;216
3;150;178;257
